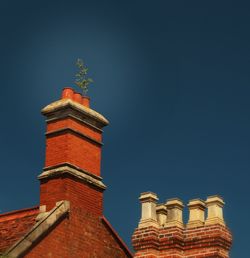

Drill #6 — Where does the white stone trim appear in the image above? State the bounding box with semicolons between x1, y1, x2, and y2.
38;165;106;190
41;99;109;126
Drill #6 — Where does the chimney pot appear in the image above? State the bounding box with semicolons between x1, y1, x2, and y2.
156;204;167;227
82;96;90;108
62;87;74;100
165;198;184;228
187;198;206;228
205;195;225;226
138;192;159;228
73;92;82;104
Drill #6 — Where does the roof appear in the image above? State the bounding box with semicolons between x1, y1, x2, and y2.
0;206;132;257
0;206;39;254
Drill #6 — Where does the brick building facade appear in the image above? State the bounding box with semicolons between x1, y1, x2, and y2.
0;88;232;257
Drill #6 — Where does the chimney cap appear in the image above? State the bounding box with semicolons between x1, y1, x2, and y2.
42;98;109;127
206;195;225;206
156;204;167;214
139;192;158;203
165;198;184;208
188;199;206;209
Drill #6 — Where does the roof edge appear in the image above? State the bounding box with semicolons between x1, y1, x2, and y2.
101;216;134;258
0;206;39;222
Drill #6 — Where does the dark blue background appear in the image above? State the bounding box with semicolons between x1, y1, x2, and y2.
0;1;249;256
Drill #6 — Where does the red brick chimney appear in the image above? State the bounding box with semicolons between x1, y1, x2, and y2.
0;88;132;257
38;87;109;213
132;193;232;258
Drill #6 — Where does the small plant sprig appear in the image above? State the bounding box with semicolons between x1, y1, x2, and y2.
74;58;93;96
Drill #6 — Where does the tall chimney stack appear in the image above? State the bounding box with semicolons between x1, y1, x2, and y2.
38;88;108;213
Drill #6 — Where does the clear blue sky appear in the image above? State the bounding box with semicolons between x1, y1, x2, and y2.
0;1;249;256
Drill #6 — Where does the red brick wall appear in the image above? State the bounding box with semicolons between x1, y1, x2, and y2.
40;175;103;213
47;118;102;142
45;118;102;176
25;210;130;258
132;224;232;258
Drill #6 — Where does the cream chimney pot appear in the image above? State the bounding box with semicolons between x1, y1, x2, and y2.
205;195;225;226
156;204;167;227
165;198;184;228
138;192;159;228
187;199;206;228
